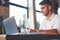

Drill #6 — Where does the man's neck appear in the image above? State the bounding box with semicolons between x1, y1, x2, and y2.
46;11;52;20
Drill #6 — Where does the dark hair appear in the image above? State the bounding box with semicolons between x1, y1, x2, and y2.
50;0;59;14
39;0;59;14
39;0;52;6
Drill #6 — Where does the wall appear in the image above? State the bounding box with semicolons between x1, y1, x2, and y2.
0;5;9;34
0;6;9;19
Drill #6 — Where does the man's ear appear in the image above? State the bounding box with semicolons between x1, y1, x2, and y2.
48;6;52;10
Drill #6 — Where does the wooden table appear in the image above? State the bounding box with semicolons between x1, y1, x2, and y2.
0;34;6;40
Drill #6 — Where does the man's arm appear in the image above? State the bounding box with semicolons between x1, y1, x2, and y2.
39;29;59;35
30;29;59;35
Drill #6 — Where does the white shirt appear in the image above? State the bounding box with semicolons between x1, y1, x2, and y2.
39;13;60;33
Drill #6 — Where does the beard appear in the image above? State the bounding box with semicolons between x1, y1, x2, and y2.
43;13;49;16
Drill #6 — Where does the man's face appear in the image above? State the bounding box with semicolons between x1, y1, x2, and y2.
40;5;50;16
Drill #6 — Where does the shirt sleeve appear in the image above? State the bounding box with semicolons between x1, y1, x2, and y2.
52;16;60;33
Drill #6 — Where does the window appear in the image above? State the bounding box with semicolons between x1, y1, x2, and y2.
58;8;60;15
9;0;27;26
9;0;46;29
57;0;60;15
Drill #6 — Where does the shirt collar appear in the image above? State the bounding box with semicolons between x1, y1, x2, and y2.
46;13;55;21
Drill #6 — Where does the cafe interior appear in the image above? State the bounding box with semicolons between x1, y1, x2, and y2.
0;0;60;40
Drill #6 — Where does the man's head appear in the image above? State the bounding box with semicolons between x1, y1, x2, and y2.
39;0;52;16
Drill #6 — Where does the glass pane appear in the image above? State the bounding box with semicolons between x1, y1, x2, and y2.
9;0;27;7
35;0;42;11
10;5;27;26
9;0;27;26
58;8;60;15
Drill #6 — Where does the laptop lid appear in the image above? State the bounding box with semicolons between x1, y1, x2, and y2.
3;16;18;35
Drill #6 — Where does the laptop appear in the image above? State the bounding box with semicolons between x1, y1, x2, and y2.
3;16;20;35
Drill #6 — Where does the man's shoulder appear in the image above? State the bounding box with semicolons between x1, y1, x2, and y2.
55;14;60;18
54;14;60;20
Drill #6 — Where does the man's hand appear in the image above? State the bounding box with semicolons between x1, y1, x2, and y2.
30;29;39;32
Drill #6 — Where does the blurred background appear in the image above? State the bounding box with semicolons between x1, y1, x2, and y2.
0;0;60;34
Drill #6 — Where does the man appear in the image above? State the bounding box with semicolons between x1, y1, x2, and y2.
30;0;60;35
